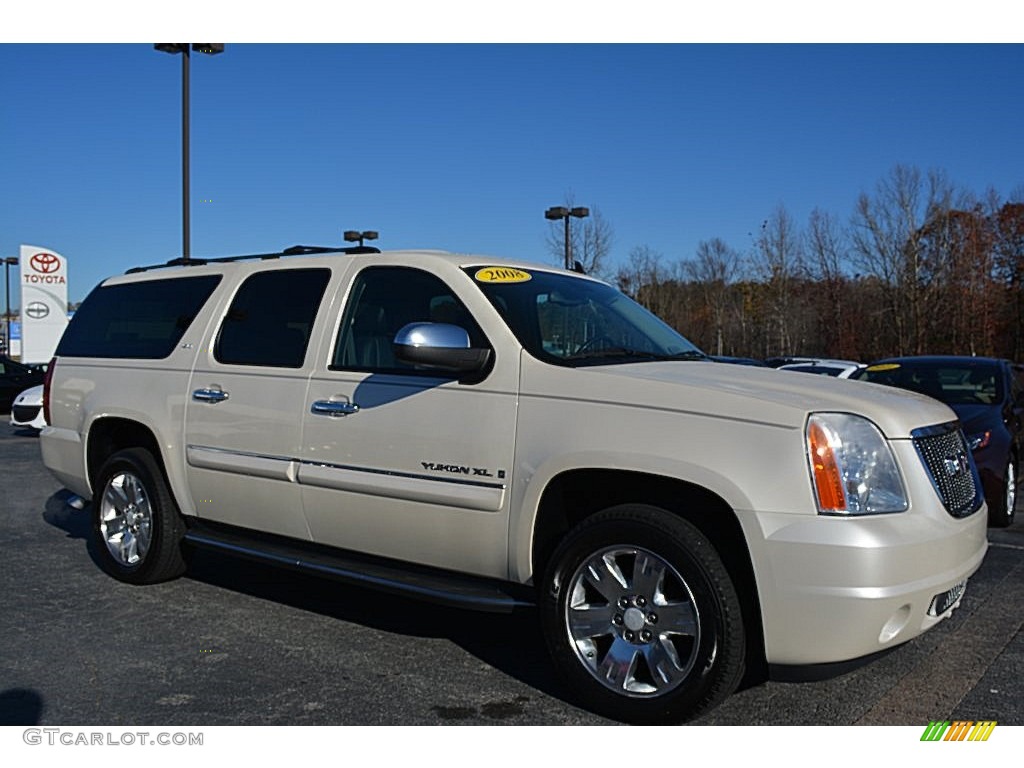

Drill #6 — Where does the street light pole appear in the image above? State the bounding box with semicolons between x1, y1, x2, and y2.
181;46;190;262
3;257;18;352
544;206;590;270
155;44;224;263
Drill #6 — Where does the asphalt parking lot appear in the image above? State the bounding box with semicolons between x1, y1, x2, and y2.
1;423;1021;726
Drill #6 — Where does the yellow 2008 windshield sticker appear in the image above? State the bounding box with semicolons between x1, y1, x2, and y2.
474;267;532;284
866;363;901;372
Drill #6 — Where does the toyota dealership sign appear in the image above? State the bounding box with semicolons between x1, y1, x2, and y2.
20;244;69;363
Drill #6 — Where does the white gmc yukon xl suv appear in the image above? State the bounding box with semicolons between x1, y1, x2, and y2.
41;246;988;723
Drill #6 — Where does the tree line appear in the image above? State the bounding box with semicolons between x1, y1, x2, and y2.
553;166;1024;363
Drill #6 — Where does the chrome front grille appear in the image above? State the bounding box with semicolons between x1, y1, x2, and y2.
912;422;983;518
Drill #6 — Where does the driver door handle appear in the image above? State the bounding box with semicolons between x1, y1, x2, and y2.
311;400;360;417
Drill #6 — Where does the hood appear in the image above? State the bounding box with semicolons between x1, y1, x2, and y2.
523;359;959;439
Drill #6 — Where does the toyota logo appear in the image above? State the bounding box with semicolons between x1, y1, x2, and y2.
25;301;50;319
30;252;60;274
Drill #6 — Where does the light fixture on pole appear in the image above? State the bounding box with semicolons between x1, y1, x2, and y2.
3;256;17;352
544;206;590;270
154;43;225;264
344;230;379;249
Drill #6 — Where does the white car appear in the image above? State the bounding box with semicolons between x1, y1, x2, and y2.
10;384;45;430
778;359;864;378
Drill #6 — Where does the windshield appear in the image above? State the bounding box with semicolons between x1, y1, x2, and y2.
851;360;1004;405
465;266;704;366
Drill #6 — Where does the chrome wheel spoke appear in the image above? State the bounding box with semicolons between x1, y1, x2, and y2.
641;637;687;688
126;475;147;508
104;482;130;514
658;600;698;637
120;529;139;564
631;550;666;599
568;604;617;640
597;637;641;690
581;553;629;603
102;514;127;538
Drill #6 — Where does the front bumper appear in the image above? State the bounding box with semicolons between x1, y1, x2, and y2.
739;438;989;666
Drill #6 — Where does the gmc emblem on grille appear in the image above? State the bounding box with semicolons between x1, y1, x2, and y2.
943;453;970;477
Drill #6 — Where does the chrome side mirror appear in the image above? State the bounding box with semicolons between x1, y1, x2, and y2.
392;323;491;374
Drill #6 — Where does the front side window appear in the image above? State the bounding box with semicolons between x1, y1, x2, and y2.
332;267;488;373
215;268;330;368
466;267;704;366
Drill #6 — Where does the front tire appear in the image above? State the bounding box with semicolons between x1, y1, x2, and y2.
94;448;187;584
540;504;745;723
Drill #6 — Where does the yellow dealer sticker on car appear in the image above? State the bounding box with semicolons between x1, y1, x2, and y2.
474;267;532;284
866;363;901;372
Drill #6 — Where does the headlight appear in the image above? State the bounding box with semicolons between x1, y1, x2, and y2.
806;413;908;515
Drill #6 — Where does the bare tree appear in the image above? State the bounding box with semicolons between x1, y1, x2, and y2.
544;194;614;278
752;205;803;356
804;208;853;357
683;238;741;356
849;165;958;355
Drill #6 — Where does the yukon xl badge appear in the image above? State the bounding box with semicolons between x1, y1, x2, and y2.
422;461;506;480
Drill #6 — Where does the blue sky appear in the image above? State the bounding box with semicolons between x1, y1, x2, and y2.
2;41;1022;302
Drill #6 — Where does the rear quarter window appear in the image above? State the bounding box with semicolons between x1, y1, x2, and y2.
56;275;222;359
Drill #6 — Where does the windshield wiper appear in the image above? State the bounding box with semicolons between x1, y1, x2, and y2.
649;350;708;361
568;348;708;363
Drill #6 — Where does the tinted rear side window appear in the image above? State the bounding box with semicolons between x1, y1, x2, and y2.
57;275;222;359
215;268;330;368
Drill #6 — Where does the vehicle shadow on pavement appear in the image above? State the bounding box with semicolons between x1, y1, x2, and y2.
41;492;576;712
43;491;90;540
0;688;45;725
182;547;575;708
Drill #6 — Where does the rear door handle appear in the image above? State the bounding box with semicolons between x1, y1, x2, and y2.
311;400;360;417
193;388;230;403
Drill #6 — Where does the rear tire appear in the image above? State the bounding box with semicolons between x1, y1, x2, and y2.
540;504;745;723
94;448;187;584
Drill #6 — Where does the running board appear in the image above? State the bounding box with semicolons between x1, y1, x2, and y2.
183;522;535;614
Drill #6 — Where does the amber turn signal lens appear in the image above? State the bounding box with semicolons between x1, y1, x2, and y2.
807;418;846;512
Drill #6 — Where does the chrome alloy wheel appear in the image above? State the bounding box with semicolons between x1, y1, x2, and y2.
564;546;701;697
99;471;153;567
1006;460;1017;521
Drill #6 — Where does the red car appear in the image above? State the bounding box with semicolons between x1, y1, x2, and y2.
851;356;1024;527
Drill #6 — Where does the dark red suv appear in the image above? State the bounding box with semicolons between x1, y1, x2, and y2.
851;356;1024;527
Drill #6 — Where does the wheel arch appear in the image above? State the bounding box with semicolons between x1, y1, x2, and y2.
529;468;767;682
86;417;169;497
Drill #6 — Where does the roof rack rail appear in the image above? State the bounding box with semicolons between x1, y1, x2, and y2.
125;244;381;274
